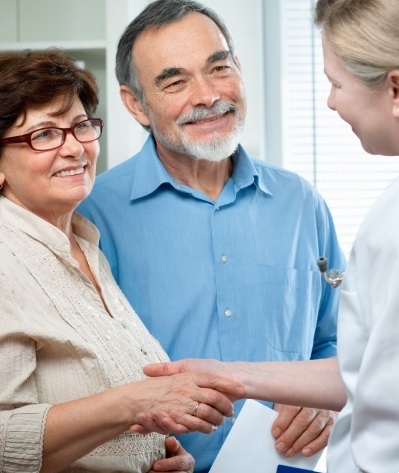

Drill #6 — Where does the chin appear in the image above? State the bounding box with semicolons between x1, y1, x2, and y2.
64;190;91;207
360;144;377;155
359;140;388;156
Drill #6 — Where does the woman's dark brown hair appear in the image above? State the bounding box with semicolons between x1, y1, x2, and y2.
0;48;99;155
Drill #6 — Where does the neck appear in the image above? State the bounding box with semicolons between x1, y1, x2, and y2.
158;151;233;201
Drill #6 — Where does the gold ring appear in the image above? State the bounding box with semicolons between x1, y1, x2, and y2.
193;402;200;417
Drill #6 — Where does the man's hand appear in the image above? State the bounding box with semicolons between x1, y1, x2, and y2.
148;436;194;472
272;404;338;457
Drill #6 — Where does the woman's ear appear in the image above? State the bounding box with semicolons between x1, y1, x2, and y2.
0;171;5;190
388;70;399;117
119;85;151;128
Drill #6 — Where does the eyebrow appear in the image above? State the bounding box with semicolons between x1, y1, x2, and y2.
155;67;185;86
24;114;88;133
154;50;233;87
208;50;232;63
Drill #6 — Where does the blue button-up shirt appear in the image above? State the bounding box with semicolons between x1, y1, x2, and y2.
79;135;345;473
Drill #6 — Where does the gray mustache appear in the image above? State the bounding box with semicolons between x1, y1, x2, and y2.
177;102;237;125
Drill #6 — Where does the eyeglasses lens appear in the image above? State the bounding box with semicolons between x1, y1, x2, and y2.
31;119;102;151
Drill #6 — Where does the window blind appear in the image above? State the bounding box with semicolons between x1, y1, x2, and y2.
281;0;399;257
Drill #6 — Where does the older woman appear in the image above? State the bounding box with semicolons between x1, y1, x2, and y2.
0;49;242;473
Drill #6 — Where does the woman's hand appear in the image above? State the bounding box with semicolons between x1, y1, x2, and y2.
147;436;194;473
124;371;245;435
143;359;231;382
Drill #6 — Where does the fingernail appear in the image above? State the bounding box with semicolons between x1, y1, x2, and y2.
302;448;312;457
272;427;281;438
212;425;218;432
276;442;286;453
285;448;295;457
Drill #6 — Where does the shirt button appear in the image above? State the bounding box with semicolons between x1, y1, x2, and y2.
221;255;227;263
224;309;232;317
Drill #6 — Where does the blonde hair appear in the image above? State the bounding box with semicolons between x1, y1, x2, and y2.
315;0;399;86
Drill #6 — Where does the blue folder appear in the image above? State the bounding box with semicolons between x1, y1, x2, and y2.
276;466;322;473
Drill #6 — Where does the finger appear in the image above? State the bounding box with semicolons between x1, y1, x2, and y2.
130;419;191;435
151;410;219;435
150;437;195;472
189;389;233;418
295;410;336;456
129;424;152;435
194;373;246;400
280;420;331;457
144;417;192;435
164;436;195;467
193;402;225;427
272;404;302;438
144;361;184;377
151;437;194;471
274;406;317;453
300;423;332;457
130;412;190;435
164;435;180;455
275;408;334;456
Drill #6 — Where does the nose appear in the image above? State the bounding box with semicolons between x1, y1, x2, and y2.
190;76;220;107
327;86;336;111
59;129;84;156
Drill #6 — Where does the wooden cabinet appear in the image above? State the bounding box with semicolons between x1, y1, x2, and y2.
0;0;148;172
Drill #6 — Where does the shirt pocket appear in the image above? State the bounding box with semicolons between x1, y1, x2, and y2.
256;264;321;359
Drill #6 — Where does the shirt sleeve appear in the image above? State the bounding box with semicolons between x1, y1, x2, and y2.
311;195;346;359
0;405;50;473
0;267;51;473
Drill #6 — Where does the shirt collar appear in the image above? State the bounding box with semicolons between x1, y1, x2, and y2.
129;135;175;201
230;146;271;195
129;134;272;200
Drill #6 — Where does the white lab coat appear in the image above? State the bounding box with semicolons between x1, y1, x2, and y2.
327;177;399;473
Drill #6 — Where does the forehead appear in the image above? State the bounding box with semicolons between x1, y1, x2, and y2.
12;95;85;131
322;34;342;75
322;33;383;102
132;12;229;72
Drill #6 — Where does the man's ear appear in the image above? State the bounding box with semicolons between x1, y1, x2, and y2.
388;70;399;118
234;55;241;70
119;85;151;128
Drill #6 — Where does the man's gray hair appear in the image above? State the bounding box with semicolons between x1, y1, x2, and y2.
115;0;236;103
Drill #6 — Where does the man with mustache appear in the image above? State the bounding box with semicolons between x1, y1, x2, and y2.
78;1;345;472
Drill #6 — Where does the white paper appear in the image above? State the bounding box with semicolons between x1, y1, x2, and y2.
209;400;324;473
